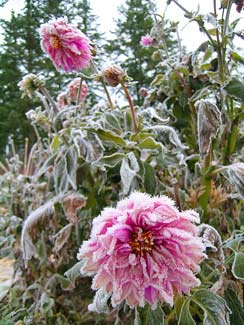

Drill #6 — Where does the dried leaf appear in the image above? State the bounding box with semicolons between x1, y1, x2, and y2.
196;100;222;158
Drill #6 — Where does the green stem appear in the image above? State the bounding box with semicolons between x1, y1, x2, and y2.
199;147;213;221
213;0;225;83
120;80;139;132
40;86;58;113
223;0;234;38
76;77;83;106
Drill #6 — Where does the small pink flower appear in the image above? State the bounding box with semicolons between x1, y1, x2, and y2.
235;0;244;12
57;91;69;110
78;192;206;309
40;18;91;72
68;78;88;102
140;34;154;47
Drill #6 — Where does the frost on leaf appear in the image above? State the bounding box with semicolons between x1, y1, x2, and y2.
88;288;110;314
196;100;222;158
21;197;61;263
120;152;140;195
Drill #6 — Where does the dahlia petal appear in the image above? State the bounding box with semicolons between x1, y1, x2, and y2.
77;192;206;309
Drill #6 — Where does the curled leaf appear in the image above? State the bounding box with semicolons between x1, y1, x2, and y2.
196;100;222;158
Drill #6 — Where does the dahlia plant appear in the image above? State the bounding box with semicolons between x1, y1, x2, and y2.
0;1;244;324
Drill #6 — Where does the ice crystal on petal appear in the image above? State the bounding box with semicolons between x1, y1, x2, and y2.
40;18;91;72
78;192;206;309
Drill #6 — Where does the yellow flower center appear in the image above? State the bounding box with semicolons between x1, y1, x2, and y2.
50;35;62;49
129;228;154;256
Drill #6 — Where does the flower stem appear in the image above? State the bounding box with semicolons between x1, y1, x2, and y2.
76;76;83;106
90;59;114;110
170;0;192;17
223;0;234;38
40;86;58;113
120;80;139;132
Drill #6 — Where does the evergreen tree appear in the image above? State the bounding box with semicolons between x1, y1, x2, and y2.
0;0;102;158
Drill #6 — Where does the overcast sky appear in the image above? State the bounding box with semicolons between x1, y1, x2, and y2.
0;0;243;51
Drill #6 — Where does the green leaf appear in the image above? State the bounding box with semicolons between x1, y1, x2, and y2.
144;162;156;195
96;153;125;168
178;299;196;325
45;274;74;291
135;304;164;325
96;129;126;146
139;137;161;150
232;252;244;280
231;51;244;65
151;74;164;87
225;78;244;101
192;289;231;325
51;134;61;152
224;286;244;325
64;260;84;284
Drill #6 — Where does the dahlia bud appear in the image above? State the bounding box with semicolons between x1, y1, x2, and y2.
139;87;148;97
18;74;45;98
102;65;125;87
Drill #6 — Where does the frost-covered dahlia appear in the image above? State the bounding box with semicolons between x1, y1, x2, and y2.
78;192;206;309
140;34;154;47
68;78;88;102
40;18;91;72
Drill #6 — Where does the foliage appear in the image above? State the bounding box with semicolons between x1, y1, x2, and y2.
0;0;102;159
105;0;178;105
0;0;244;324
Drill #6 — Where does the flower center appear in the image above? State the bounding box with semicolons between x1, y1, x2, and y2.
129;228;154;256
50;35;62;49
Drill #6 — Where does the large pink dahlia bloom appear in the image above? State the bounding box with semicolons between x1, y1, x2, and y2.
78;192;206;309
40;18;91;72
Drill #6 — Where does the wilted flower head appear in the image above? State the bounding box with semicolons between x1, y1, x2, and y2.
78;192;205;309
18;74;45;98
57;91;69;110
40;17;91;72
68;78;88;102
140;34;154;47
102;65;125;87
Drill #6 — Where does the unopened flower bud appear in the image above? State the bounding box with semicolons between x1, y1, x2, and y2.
139;87;148;98
18;74;45;98
103;65;125;87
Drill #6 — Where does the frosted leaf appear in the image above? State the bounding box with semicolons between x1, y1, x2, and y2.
147;125;188;149
88;288;110;314
226;163;244;199
198;224;224;268
120;152;139;195
196;99;222;158
21;195;62;263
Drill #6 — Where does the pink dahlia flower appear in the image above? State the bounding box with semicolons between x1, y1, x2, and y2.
68;78;88;102
78;192;206;309
140;34;154;47
40;18;91;72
